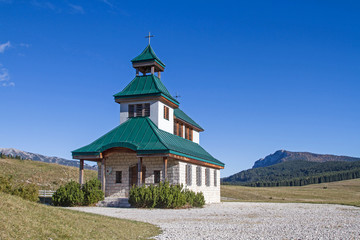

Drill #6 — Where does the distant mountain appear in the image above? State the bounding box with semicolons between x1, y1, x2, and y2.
0;148;97;170
253;150;360;168
222;150;360;187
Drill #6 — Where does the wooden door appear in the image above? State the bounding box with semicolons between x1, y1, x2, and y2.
129;164;146;187
129;165;137;187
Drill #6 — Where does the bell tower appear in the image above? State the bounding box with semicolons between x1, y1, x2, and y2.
131;44;165;79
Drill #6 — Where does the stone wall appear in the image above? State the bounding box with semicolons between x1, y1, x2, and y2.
102;151;177;198
103;151;138;198
100;149;220;203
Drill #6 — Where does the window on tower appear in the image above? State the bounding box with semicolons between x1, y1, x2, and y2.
174;119;193;141
164;106;169;120
174;120;183;137
129;103;150;117
185;126;193;141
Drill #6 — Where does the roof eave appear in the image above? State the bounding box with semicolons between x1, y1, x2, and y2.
114;93;179;107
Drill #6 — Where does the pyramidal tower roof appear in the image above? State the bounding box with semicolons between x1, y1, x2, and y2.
113;74;179;106
131;44;165;68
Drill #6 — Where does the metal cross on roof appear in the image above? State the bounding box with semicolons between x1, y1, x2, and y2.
145;32;154;44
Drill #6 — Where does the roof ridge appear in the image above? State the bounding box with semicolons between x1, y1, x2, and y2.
145;118;170;151
151;74;162;94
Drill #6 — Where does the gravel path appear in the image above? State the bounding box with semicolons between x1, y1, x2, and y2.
70;202;360;239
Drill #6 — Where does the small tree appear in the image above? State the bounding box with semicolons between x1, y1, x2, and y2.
82;178;104;205
52;181;84;207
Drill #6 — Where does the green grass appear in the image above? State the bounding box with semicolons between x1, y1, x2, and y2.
0;192;160;240
221;178;360;207
0;157;97;190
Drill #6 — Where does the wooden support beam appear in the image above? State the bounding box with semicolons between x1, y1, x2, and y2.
163;157;168;182
79;159;84;186
158;71;161;79
101;158;106;194
151;66;155;75
137;157;143;186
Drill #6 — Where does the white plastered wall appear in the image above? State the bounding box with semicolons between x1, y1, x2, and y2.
119;100;174;134
192;130;200;144
178;161;221;203
155;101;174;134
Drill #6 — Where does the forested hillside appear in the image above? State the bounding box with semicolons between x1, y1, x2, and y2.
222;160;360;187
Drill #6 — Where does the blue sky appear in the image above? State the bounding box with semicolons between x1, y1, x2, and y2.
1;0;359;177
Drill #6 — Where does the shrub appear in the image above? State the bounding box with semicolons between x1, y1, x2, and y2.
0;175;39;202
0;176;13;193
129;181;205;208
52;181;84;207
12;184;39;202
193;192;205;207
82;178;104;205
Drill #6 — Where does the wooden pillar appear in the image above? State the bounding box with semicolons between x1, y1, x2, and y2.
101;158;106;193
151;66;155;75
137;157;143;186
79;159;84;186
163;157;168;182
158;71;161;79
136;69;139;76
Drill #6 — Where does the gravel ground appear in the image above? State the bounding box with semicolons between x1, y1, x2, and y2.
70;202;360;240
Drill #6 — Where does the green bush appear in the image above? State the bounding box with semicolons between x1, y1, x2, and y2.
82;178;104;205
52;179;105;207
12;184;39;202
129;181;205;208
0;176;13;193
52;181;84;207
193;192;205;207
0;176;39;202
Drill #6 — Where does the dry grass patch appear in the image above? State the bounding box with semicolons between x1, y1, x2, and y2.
0;158;97;190
221;178;360;207
0;192;160;240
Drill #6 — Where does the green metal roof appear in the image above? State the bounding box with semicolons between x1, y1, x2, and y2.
113;75;179;105
174;108;204;131
72;117;224;167
131;45;165;68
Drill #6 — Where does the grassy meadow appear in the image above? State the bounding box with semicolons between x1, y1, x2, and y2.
0;192;160;240
0;157;97;190
221;178;360;207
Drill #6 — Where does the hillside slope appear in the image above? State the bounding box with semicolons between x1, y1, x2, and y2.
0;192;160;239
253;150;360;168
0;148;97;170
0;157;97;190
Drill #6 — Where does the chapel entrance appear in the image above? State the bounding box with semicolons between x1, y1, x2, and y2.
129;164;146;187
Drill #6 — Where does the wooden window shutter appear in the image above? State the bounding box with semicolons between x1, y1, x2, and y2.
179;123;183;138
189;128;193;141
196;166;202;186
214;170;217;187
144;103;150;117
205;168;210;186
186;164;192;185
129;105;135;118
164;106;169;120
136;104;142;117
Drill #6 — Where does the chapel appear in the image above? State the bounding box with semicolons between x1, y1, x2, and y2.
72;43;225;203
